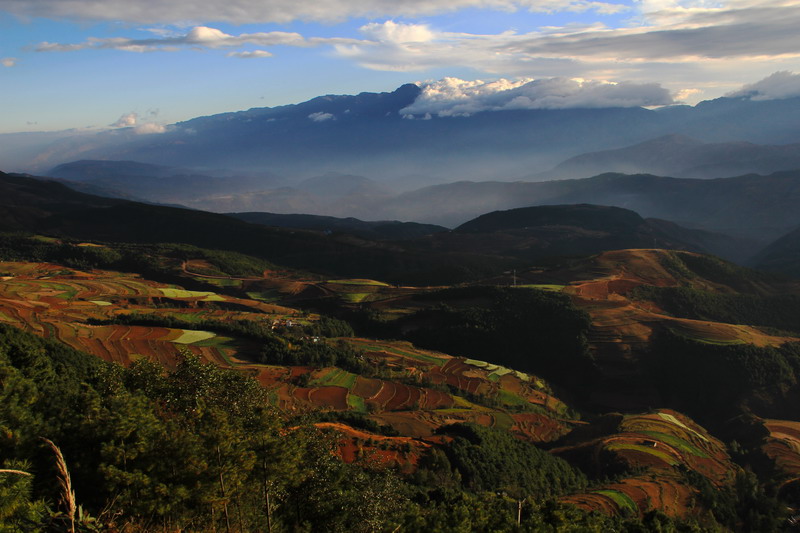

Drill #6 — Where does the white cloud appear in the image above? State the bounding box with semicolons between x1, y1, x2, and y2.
726;71;800;101
360;21;435;43
110;112;138;127
308;112;335;122
401;76;674;116
674;88;703;102
134;122;167;134
333;3;800;85
227;50;273;58
1;57;16;67
0;0;629;24
19;1;800;104
109;111;165;133
35;26;314;53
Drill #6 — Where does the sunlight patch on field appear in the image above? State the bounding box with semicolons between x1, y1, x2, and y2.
465;358;531;382
515;284;565;292
658;412;709;442
159;288;226;301
172;329;217;344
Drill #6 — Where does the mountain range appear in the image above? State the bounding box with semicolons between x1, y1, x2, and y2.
6;83;800;185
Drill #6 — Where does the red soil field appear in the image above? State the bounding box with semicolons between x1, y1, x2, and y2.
419;388;454;410
369;381;397;408
316;422;432;472
511;413;570;443
562;475;696;519
384;382;413;410
762;419;800;490
292;387;313;402
308;386;349;410
352;376;383;399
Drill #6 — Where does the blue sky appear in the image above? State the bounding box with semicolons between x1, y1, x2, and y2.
2;0;800;134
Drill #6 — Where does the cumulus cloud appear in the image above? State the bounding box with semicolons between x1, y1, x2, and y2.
227;50;273;58
308;112;335;122
727;71;800;101
109;111;166;134
360;20;435;43
401;77;674;116
110;112;138;127
1;57;16;67
0;0;628;24
134;122;167;134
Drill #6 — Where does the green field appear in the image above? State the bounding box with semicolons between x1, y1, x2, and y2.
198;277;242;288
159;288;226;301
347;394;368;413
515;284;565;292
492;411;515;430
496;389;529;408
595;490;638;514
605;442;680;465
246;290;282;302
341;292;370;303
311;368;358;388
638;431;709;458
40;282;78;299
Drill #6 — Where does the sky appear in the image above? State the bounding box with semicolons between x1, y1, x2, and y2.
2;0;800;134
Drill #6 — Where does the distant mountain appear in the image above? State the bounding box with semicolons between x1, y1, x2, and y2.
230;212;446;241
17;86;800;187
376;171;800;254
411;204;732;262
539;134;800;180
295;172;389;198
48;159;277;203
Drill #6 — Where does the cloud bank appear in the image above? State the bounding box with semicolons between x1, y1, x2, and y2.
326;3;800;99
400;77;674;116
1;0;624;24
727;71;800;101
35;26;327;53
1;57;16;67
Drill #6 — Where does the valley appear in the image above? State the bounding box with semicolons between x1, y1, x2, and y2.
2;216;800;529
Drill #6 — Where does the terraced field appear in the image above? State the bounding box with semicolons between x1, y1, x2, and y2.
557;409;739;519
762;419;800;492
0;261;297;369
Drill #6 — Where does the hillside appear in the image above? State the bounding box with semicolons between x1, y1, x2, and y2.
752;225;800;278
230;211;447;240
0;172;518;284
2;173;800;530
1;236;798;529
1;172;738;284
402;204;753;264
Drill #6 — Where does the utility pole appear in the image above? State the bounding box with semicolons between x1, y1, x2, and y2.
517;499;523;525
